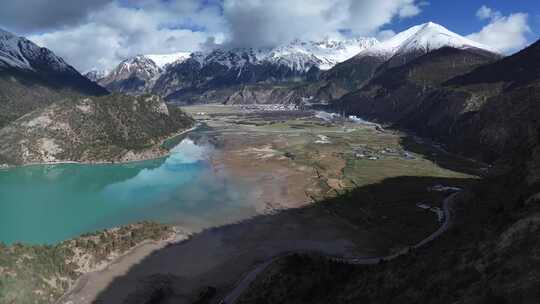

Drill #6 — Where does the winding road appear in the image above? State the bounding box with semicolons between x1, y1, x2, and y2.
220;190;461;304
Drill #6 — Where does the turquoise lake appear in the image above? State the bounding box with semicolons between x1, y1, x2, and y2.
0;138;258;245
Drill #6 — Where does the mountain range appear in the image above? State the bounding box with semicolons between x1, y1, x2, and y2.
86;22;499;105
0;29;193;166
2;18;540;304
0;28;107;128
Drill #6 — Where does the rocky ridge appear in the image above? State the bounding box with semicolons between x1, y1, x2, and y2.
0;94;194;166
0;28;108;128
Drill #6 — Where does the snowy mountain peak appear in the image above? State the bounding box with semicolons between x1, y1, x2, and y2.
84;69;109;82
0;28;73;73
88;52;191;81
193;37;380;72
360;22;498;60
397;22;496;53
146;52;191;69
269;37;379;70
106;55;160;81
0;29;33;70
0;28;15;39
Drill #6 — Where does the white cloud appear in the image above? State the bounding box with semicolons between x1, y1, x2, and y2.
223;0;341;48
223;0;423;48
467;6;531;53
476;5;494;20
24;0;425;71
344;0;422;36
0;0;113;32
377;30;397;41
398;2;422;18
28;1;224;72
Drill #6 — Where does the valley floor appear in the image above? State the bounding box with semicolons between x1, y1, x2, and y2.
58;105;482;304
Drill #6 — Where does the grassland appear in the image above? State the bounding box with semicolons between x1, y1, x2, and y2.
182;105;482;253
184;105;478;201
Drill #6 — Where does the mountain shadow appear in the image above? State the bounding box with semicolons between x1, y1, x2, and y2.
74;174;476;304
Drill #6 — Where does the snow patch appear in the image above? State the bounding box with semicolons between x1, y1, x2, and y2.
146;52;191;69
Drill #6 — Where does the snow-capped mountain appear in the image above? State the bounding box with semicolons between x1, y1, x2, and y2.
92;55;161;95
107;56;161;82
0;28;76;74
92;22;500;103
0;27;107;94
356;22;497;66
86;52;192;94
268;38;379;70
146;52;191;69
311;22;501;103
149;37;380;102
85;69;109;82
187;37;379;72
0;28;107;128
91;37;377;97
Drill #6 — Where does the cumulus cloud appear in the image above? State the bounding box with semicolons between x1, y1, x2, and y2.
476;5;497;20
28;1;225;72
223;0;343;48
346;0;422;35
377;30;397;41
15;0;425;71
0;0;113;32
223;0;424;48
467;6;531;53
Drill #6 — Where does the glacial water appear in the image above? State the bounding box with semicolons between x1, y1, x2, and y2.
0;138;258;245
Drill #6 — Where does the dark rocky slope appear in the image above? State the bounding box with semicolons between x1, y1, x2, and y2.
0;94;193;166
0;67;108;129
94;55;161;95
151;52;322;105
238;171;540;304
338;46;510;161
236;40;540;304
0;29;108;128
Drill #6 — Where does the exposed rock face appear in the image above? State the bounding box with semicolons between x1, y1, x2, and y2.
0;28;108;128
90;38;380;104
0;94;193;165
224;85;304;105
84;69;109;82
95;56;161;95
150;49;326;104
303;22;500;105
339;40;538;163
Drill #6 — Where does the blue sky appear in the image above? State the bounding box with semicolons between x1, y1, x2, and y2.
387;0;539;41
1;0;537;71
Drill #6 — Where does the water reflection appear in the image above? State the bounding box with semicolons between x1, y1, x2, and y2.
0;138;256;245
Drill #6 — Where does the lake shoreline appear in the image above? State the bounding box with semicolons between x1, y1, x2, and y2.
56;226;191;304
0;124;199;170
2;105;481;304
